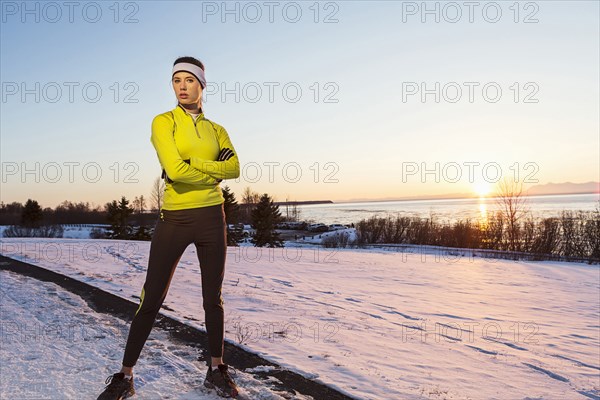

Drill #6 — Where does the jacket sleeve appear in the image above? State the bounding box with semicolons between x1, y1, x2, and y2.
150;114;218;186
189;125;241;180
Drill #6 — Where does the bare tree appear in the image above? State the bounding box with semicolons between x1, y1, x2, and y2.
132;195;148;214
289;203;301;221
150;177;165;212
242;186;260;205
492;176;529;252
282;195;302;222
240;186;261;223
132;196;140;213
139;195;146;213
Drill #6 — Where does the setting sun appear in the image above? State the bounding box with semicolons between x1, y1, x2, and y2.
474;182;492;197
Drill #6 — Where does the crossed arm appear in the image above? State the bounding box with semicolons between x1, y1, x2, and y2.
187;125;241;181
151;114;240;185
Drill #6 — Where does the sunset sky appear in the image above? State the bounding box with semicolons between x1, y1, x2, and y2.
1;1;598;209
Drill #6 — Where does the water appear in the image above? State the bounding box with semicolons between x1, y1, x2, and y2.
289;193;600;226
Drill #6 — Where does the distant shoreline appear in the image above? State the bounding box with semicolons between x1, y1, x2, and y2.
281;191;599;206
273;200;333;206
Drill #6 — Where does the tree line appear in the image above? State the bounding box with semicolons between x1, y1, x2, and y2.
1;181;289;247
3;176;596;261
345;179;600;263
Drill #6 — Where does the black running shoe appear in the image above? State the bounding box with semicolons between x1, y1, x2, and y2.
97;372;135;399
204;363;239;398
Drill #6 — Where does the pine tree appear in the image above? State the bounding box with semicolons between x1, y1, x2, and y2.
222;185;243;246
222;185;239;224
105;196;134;239
21;199;43;228
251;193;284;247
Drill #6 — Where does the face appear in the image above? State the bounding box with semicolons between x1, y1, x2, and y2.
172;71;203;106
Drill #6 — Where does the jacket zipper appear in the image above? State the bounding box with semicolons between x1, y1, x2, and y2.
189;114;201;138
178;104;202;138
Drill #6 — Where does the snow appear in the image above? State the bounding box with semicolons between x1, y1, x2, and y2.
0;268;311;399
1;238;598;399
0;224;106;240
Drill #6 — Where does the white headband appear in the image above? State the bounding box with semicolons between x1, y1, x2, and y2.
172;62;206;88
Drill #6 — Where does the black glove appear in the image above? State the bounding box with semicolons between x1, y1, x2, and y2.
161;168;174;183
216;149;235;182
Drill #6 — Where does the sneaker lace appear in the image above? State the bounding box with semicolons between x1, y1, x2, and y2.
104;374;115;385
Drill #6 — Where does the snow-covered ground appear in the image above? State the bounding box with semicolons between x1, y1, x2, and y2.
0;268;311;399
1;238;599;399
0;224;107;240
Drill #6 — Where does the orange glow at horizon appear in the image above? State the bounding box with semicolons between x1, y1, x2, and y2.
473;182;493;197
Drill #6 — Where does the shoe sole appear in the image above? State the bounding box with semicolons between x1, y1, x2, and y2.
120;388;135;400
97;387;135;400
204;380;238;398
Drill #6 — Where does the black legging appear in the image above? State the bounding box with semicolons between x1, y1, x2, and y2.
122;203;227;367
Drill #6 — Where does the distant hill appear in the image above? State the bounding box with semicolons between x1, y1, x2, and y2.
525;181;599;196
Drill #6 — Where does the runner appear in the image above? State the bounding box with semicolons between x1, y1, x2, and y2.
97;56;241;399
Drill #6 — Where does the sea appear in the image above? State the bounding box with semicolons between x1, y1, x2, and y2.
288;193;600;226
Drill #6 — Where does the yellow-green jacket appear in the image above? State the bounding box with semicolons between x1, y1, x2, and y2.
150;104;240;210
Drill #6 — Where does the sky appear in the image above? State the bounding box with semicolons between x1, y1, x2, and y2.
1;1;599;209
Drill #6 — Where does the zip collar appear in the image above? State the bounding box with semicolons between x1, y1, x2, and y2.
174;103;204;138
175;103;204;120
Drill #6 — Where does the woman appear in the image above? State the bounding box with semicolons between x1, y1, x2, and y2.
98;56;241;399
